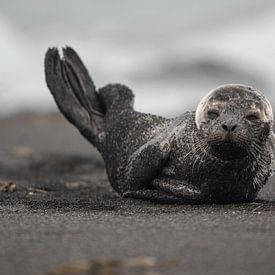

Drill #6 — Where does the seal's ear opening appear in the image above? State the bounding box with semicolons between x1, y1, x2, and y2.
44;47;104;148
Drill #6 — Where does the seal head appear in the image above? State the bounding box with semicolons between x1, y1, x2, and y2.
195;84;273;160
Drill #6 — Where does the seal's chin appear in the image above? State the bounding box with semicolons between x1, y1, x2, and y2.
209;141;247;161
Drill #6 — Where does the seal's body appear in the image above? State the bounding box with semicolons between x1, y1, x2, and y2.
45;47;275;204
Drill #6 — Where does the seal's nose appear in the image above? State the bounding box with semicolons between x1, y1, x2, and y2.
222;124;237;132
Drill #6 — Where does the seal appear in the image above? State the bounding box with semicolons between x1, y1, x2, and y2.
44;47;275;204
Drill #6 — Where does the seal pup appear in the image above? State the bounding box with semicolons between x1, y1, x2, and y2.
44;47;275;204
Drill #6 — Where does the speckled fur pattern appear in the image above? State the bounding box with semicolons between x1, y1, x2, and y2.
45;47;275;204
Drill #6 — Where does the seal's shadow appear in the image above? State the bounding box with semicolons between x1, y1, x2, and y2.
0;153;274;212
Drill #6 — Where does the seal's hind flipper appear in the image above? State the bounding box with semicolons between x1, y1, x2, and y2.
62;47;103;117
45;47;104;149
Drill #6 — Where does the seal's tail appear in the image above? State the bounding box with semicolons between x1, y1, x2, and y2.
45;47;105;150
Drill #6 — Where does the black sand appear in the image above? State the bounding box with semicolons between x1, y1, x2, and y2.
0;113;274;275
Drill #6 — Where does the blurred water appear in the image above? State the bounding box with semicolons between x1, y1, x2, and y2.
1;0;275;117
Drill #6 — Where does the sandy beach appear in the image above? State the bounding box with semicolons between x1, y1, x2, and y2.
0;113;274;275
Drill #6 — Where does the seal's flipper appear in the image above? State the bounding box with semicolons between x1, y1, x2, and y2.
98;83;135;113
62;47;103;117
151;178;205;202
119;135;171;192
45;47;104;149
120;116;185;192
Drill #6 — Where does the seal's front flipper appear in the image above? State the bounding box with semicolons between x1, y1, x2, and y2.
151;178;206;203
45;47;104;148
122;117;183;191
123;136;171;191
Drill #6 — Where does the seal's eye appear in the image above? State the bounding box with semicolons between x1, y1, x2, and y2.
245;114;259;121
207;110;219;120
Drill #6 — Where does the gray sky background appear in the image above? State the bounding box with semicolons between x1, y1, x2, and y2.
1;0;275;117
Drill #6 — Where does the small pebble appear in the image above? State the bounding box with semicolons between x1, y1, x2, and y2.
0;181;16;193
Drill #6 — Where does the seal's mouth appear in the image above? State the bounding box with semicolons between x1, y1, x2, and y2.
209;141;247;160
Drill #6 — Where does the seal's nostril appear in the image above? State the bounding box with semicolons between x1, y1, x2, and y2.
231;125;237;132
222;124;237;132
222;124;228;131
